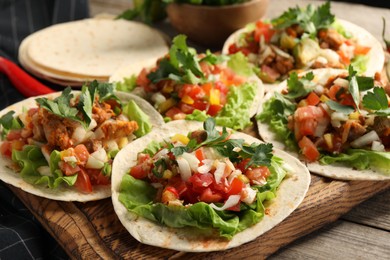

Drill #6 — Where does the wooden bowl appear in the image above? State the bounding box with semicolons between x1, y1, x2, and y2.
166;0;269;48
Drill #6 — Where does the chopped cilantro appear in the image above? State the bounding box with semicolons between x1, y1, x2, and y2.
271;1;335;37
326;100;354;114
362;87;389;111
285;71;315;99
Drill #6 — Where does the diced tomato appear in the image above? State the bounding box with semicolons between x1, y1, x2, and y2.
193;100;209;111
327;84;355;107
178;102;195;114
161;186;179;203
168;176;188;196
178;84;205;100
194;148;205;165
60;161;80;176
0;141;12;158
6;130;22;141
306;92;320;106
74;144;89;165
236;158;251;172
211;177;230;194
327;84;342;100
354;45;371;55
74;168;93;193
165;107;183;119
254;21;275;43
207;104;223;116
214;81;229;95
226;177;245;196
199;188;223;203
138;153;151;163
245;166;270;185
137;68;152;90
337;50;350;65
228;43;239;54
129;163;149;179
298;136;320;162
294;106;327;139
86;168;110;185
188;173;214;193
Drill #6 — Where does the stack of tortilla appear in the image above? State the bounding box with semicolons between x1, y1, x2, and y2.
18;18;169;86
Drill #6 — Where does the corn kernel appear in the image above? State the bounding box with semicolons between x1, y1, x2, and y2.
237;174;250;184
162;83;174;93
181;95;194;105
298;99;308;107
118;137;129;149
209;89;220;105
171;134;189;145
323;133;333;149
163;169;173;179
349;111;360;120
320;95;329;103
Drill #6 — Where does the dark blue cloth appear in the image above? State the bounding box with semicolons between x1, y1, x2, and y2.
0;1;89;259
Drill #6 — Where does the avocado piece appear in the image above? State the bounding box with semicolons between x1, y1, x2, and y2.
294;38;320;67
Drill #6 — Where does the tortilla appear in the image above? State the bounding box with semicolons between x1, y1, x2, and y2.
0;91;164;201
222;19;385;92
256;68;390;181
18;18;169;86
111;120;310;252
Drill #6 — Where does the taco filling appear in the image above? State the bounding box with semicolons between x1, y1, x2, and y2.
258;66;390;175
0;81;154;193
118;118;289;239
226;2;374;83
116;34;262;130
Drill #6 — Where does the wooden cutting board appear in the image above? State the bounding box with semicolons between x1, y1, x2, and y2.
7;124;390;259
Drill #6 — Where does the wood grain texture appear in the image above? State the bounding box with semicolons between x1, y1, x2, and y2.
269;220;390;259
8;176;390;259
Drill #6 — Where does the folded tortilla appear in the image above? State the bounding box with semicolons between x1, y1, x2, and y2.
111;120;310;251
0;91;164;201
18;18;169;86
256;68;390;181
222;19;385;92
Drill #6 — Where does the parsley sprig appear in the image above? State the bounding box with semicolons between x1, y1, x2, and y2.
271;1;335;38
36;81;120;128
170;118;273;167
147;35;224;85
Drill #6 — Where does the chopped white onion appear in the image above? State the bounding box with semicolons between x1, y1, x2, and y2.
105;140;119;152
72;125;87;144
41;146;51;163
176;157;192;181
209;195;241;211
37;166;52;177
197;159;214;174
202;147;223;160
241;186;257;205
154;148;169;159
319;49;340;65
86;148;107;169
333;78;349;88
227;170;242;184
351;130;380;148
371;141;385;152
88;119;97;131
214;162;226;184
314;84;325;95
181;152;200;172
63;156;77;163
151;92;166;108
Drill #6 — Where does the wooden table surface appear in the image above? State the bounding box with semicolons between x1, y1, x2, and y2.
16;0;386;258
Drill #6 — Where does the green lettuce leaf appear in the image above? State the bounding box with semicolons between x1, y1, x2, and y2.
215;82;257;130
185;109;210;121
227;52;254;77
319;149;390;175
115;75;137;93
122;100;152;137
12;146;77;188
257;93;297;150
350;55;369;74
118;156;286;239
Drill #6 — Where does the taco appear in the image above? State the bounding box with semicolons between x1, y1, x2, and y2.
222;2;384;90
111;119;310;252
257;67;390;180
109;34;264;130
0;81;164;201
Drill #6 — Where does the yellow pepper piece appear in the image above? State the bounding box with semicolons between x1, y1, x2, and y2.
158;98;177;113
209;89;220;105
163;169;173;179
171;134;189;145
349;111;360;120
323;133;333;150
162;83;174;94
181;95;194;105
320;94;329;103
237;174;250;184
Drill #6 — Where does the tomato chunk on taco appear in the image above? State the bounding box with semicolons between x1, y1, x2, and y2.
111;118;310;251
0;81;164;201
